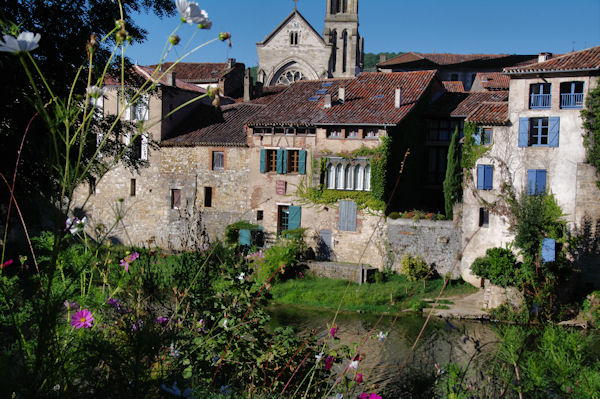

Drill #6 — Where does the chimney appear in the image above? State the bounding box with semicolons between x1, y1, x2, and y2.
338;87;345;103
538;52;552;63
324;94;332;109
395;88;402;108
379;54;387;63
167;72;176;86
227;58;236;68
243;68;252;102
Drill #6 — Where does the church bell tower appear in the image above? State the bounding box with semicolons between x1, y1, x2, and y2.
323;0;363;78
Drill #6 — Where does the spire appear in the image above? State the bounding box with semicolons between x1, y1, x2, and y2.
294;0;298;11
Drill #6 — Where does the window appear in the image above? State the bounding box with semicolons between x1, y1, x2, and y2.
365;128;378;139
364;165;371;191
264;150;277;172
344;165;353;190
339;200;357;231
427;147;448;184
171;189;181;209
326;160;370;191
287;150;299;173
560;81;584;108
254;127;273;135
451;73;459;81
519;117;559;147
274;127;285;134
290;31;299;46
336;164;344;189
278;206;289;235
479;208;489;227
476;127;493;145
327;163;335;189
257;210;263;221
260;149;306;174
212;151;224;170
427;119;463;143
354;165;363;191
130;179;136;197
477;165;493;190
328;128;342;138
204;187;212;207
346;128;359;138
126;134;148;160
527;169;547;195
529;83;551;109
342;30;348;73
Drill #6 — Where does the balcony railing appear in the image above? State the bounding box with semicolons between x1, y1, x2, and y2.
560;93;584;108
530;94;551;109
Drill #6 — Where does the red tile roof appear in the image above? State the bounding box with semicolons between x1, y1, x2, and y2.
103;65;206;93
162;103;264;147
505;46;600;74
427;91;508;118
378;52;537;68
146;62;236;83
245;71;438;126
466;102;509;125
475;72;510;91
442;81;465;92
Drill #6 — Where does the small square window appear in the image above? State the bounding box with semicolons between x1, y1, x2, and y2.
212;151;224;170
257;210;264;221
204;187;212;208
479;208;489;227
171;189;181;209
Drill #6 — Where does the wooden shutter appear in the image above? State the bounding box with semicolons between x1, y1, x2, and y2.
477;165;485;189
536;170;547;194
298;150;307;175
542;238;556;263
141;134;148;160
288;206;301;229
260;149;266;173
527;170;536;195
338;200;357;231
282;150;288;174
548;117;560;147
276;149;284;174
484;165;493;190
239;229;251;246
518;117;529;147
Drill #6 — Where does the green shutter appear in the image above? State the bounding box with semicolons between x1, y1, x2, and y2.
288;206;301;230
239;229;251;246
299;150;307;175
282;150;288;174
276;149;283;174
260;149;266;173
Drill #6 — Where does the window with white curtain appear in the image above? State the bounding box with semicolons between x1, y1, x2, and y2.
324;160;370;191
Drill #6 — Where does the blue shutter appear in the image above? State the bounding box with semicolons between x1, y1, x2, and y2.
548;117;560;147
338;200;357;231
484;165;493;190
298;150;307;175
260;149;266;173
282;150;288;174
477;165;485;190
527;170;536;195
518;117;529;147
542;238;556;263
276;149;283;174
239;229;251;246
288;206;301;230
474;129;481;146
536;170;547;194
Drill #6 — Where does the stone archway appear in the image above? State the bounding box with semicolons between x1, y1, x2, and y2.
267;59;320;86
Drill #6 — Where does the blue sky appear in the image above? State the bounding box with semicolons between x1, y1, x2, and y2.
126;0;600;68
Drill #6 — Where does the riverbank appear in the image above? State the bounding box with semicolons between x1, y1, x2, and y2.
269;275;479;314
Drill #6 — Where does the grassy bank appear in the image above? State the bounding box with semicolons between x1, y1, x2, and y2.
270;275;478;314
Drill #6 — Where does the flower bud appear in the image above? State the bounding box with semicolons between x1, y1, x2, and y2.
86;34;97;58
115;19;125;30
169;35;180;46
116;29;128;43
218;32;231;41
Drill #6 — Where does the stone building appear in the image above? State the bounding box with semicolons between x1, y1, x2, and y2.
459;46;600;285
256;0;363;87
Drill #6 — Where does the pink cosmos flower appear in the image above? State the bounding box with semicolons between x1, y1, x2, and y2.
356;373;363;383
330;325;338;338
119;251;139;272
359;394;382;399
1;259;13;269
71;309;94;329
324;355;334;370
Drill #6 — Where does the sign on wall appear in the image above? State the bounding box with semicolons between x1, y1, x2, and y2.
276;180;287;195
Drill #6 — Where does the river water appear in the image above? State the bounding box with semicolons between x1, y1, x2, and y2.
267;305;498;397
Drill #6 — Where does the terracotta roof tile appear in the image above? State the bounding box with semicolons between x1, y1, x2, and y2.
162;103;264;147
146;62;236;82
442;81;465;92
466;102;509;125
245;71;438;126
475;72;510;91
505;46;600;74
378;52;538;68
427;91;508;118
103;65;206;93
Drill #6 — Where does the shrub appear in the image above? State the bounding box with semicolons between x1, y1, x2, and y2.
582;290;600;328
224;221;259;245
470;247;519;287
254;237;305;283
400;254;430;281
388;211;401;219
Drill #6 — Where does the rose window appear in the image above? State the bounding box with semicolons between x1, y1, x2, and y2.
276;70;305;85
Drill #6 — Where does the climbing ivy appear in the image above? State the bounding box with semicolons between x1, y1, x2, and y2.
461;122;489;175
581;79;600;187
369;136;391;203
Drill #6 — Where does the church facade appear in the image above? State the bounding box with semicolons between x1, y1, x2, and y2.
256;0;363;87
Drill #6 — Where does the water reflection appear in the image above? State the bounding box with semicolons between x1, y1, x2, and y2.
267;305;498;397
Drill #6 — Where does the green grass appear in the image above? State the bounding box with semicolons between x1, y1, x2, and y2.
269;274;478;314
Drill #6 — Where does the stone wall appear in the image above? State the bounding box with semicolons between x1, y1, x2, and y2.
306;261;377;283
387;218;462;277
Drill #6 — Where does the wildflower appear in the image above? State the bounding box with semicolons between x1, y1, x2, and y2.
376;331;387;342
359;394;382;399
324;355;334;370
64;300;80;311
349;360;359;370
169;35;180;45
330;325;338;338
0;259;13;269
86;85;106;107
196;319;206;332
156;316;169;325
52;384;60;391
356;373;363;383
132;320;143;331
120;251;139;272
0;32;41;53
335;394;344;399
106;297;120;307
65;216;87;235
315;352;324;362
71;309;94;329
222;319;228;330
176;0;211;28
237;272;245;281
169;343;180;358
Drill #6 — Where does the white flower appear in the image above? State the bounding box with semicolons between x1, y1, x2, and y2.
335;394;344;399
86;86;106;107
315;352;324;362
66;216;87;235
222;319;228;330
52;384;60;391
349;360;359;370
175;0;212;28
0;32;41;53
377;331;387;342
169;342;180;358
237;272;245;281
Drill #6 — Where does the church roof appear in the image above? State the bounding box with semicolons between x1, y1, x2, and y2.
245;70;439;126
256;9;326;46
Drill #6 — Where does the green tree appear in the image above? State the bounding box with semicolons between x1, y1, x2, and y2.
443;126;462;218
581;79;600;187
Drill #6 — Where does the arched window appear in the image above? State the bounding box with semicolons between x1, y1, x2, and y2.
336;164;344;189
364;165;371;191
354;165;363;191
342;0;348;13
342;30;348;73
327;163;335;189
330;0;338;14
336;0;341;13
345;165;353;190
331;30;337;73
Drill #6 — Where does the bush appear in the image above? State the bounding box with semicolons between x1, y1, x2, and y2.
582;290;600;328
224;221;259;245
254;237;305;283
400;254;431;281
388;211;401;219
470;247;519;287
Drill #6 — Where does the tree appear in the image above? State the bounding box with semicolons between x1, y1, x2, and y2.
443;126;462;218
581;79;600;187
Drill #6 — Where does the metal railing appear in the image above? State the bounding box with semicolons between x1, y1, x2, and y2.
560;93;584;108
530;93;551;109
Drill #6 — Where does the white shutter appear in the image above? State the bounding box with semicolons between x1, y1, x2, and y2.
141;134;148;160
